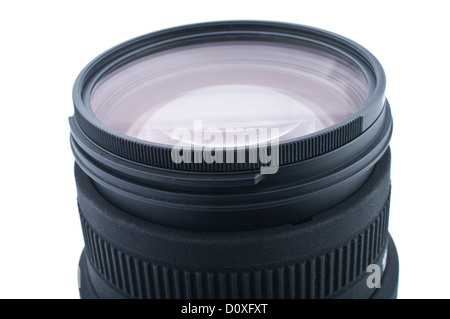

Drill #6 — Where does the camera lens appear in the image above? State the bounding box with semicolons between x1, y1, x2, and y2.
90;42;368;146
70;21;398;299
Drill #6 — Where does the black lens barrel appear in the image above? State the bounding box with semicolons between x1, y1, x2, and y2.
76;148;397;299
70;21;398;299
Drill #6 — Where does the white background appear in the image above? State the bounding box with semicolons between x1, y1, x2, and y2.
0;0;449;299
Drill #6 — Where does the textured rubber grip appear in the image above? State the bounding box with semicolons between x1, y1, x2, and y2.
79;198;389;299
75;149;392;299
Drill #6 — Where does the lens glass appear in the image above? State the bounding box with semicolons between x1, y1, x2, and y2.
91;41;368;147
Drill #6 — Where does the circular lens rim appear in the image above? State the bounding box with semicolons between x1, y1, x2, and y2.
72;20;386;171
89;40;370;146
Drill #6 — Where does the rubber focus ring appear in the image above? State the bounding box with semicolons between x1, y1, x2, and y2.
76;149;393;299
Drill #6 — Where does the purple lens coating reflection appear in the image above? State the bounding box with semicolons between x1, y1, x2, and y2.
91;41;368;147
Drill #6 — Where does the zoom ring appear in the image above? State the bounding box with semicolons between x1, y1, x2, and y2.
79;193;390;299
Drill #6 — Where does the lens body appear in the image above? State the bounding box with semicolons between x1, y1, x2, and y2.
70;21;398;299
